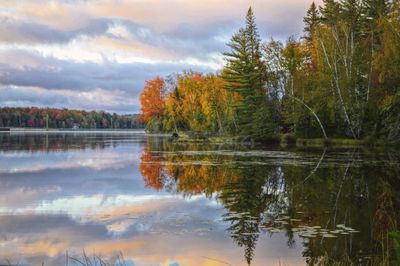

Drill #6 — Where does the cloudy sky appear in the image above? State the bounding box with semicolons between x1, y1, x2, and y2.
0;0;320;114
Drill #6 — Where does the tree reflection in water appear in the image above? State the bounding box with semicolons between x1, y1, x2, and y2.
140;137;400;265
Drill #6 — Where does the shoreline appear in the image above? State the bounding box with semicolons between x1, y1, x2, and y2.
174;134;397;148
0;128;146;134
1;129;397;148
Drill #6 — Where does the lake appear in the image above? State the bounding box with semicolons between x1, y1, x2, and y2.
0;132;399;266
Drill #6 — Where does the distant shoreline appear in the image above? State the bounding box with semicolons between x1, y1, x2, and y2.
0;128;147;134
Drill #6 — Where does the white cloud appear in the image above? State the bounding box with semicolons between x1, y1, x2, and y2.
0;85;138;113
106;24;133;39
0;0;320;113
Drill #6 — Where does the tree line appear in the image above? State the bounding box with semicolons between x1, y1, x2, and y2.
140;1;400;142
0;107;144;129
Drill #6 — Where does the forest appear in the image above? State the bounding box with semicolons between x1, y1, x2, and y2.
0;107;143;129
140;0;400;143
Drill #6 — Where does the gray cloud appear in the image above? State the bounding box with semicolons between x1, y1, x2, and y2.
0;0;318;113
0;16;110;44
0;48;217;113
0;85;138;113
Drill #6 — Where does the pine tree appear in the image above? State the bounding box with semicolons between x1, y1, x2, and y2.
339;0;361;31
320;0;340;26
303;2;320;40
362;0;389;20
360;0;389;42
222;7;272;137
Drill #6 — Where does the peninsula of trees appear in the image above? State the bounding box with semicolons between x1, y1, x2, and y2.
140;0;400;143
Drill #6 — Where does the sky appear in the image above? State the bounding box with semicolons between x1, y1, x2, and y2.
0;0;320;114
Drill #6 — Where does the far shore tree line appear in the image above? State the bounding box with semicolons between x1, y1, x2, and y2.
140;0;400;142
0;107;144;129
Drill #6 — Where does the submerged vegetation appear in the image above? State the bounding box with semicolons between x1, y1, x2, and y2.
140;1;400;144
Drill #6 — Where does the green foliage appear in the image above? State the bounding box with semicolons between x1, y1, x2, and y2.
0;107;143;129
320;0;341;26
303;2;320;40
390;231;400;264
139;2;400;143
145;116;165;132
251;104;276;138
222;7;273;138
379;93;400;142
280;133;297;145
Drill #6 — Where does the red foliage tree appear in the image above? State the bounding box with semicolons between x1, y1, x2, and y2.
140;149;165;191
139;77;166;123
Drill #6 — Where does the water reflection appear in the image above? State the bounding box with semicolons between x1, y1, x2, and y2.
0;133;399;265
140;137;400;265
0;131;146;152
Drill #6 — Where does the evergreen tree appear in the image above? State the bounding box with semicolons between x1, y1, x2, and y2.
223;7;272;137
360;0;389;42
362;0;389;20
339;0;361;31
303;2;320;40
138;1;400;143
320;0;340;25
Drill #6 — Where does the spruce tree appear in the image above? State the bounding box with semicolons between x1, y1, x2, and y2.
362;0;389;20
320;0;341;25
222;7;272;137
303;2;320;41
339;0;361;31
360;0;389;41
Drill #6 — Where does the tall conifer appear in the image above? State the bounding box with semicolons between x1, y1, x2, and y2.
223;7;273;137
303;2;320;41
320;0;340;25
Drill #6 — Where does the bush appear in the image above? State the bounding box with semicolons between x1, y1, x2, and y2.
280;133;297;145
362;135;377;146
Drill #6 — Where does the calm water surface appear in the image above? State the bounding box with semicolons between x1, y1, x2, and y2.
0;133;399;266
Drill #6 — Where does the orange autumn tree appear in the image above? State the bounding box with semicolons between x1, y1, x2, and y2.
140;148;165;191
139;72;237;133
139;77;167;131
163;72;236;133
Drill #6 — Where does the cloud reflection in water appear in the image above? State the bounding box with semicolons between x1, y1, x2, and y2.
0;133;303;266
